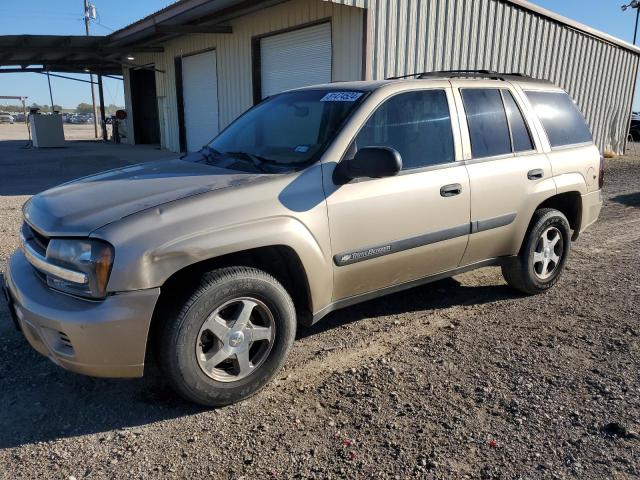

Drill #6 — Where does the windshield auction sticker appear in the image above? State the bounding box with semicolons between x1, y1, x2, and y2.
320;92;364;102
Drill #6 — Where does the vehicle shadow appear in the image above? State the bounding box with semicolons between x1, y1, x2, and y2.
611;192;640;207
0;273;205;450
298;272;520;339
0;270;518;449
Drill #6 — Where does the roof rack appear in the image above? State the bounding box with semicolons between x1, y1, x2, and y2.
386;70;535;81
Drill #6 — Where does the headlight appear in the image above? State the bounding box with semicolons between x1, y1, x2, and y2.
45;239;114;299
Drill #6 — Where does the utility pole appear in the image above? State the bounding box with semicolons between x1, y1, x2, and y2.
622;1;640;44
84;0;99;138
622;1;640;154
46;71;55;112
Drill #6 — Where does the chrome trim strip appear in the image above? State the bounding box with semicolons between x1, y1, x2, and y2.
549;141;594;151
20;234;88;285
334;223;470;266
471;212;518;234
334;213;518;267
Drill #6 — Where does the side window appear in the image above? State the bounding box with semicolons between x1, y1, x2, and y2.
502;90;534;152
355;90;455;170
525;90;592;147
461;89;511;158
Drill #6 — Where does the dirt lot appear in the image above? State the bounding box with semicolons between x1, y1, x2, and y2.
0;122;109;142
0;149;638;479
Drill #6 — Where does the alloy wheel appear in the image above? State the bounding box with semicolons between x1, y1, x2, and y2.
195;297;275;382
532;226;564;280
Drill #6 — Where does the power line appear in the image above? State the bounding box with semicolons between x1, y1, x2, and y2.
93;21;115;32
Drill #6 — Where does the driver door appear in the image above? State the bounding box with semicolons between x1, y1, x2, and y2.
323;87;471;301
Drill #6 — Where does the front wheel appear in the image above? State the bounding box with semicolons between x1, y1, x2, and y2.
502;208;571;295
159;266;296;407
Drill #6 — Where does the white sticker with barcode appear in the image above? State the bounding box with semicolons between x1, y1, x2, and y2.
320;92;364;102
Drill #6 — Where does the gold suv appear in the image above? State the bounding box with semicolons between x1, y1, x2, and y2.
3;71;603;406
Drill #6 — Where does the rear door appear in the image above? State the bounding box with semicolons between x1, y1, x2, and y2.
451;81;555;264
323;86;471;301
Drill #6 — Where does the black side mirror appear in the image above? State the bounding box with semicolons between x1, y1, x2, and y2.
334;147;402;183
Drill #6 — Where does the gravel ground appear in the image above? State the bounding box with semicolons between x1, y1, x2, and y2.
0;154;639;479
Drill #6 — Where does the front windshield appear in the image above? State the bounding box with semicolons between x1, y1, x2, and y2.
207;89;366;170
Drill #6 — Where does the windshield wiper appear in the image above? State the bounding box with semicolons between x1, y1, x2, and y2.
230;151;295;168
224;151;271;173
251;155;292;167
198;145;224;164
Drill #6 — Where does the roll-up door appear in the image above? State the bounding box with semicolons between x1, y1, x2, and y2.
260;23;332;99
182;50;219;152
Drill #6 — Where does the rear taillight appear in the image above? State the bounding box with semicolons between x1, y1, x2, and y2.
598;155;605;189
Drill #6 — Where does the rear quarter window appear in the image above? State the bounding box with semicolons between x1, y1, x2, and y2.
460;88;512;158
525;91;592;148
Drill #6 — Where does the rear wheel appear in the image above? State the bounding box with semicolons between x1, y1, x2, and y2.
159;266;296;407
502;208;571;295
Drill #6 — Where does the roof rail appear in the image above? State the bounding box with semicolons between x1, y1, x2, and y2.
386;70;538;81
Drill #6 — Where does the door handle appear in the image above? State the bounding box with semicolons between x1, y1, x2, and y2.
527;169;544;180
440;183;462;197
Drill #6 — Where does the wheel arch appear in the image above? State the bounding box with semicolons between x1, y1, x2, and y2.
145;245;314;366
537;191;583;241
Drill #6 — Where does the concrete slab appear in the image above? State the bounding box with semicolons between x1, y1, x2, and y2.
0;138;177;196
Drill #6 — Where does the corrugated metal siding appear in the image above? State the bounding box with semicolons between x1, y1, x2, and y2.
123;0;363;152
328;0;640;154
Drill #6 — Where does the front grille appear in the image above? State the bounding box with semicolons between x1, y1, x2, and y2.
39;327;75;357
21;222;50;286
58;331;73;348
55;330;75;356
23;222;49;254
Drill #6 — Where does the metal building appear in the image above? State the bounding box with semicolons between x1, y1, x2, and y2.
105;0;640;155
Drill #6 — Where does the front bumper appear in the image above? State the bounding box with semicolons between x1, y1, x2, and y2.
4;250;160;378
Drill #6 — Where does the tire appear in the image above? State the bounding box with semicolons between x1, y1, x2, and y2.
501;208;571;295
159;266;296;407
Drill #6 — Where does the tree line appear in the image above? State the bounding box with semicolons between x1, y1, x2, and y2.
0;102;124;114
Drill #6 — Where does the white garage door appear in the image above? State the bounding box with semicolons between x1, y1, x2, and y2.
260;23;332;99
182;50;219;152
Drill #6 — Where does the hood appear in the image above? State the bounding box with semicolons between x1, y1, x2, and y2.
24;159;264;236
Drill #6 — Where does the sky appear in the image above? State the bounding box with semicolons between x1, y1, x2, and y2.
0;0;639;109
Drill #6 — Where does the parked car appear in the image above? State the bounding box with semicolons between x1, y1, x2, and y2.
3;72;603;406
67;113;92;124
0;112;14;124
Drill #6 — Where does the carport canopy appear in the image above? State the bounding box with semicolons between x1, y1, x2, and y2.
0;35;163;75
0;35;166;141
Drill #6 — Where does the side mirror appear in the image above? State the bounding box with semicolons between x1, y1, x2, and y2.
334;147;402;183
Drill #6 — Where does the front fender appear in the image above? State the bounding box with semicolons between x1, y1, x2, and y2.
98;215;332;314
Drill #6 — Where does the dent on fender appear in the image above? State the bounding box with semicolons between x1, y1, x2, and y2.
97;164;334;310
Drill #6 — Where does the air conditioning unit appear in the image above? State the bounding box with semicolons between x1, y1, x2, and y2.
29;113;65;148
